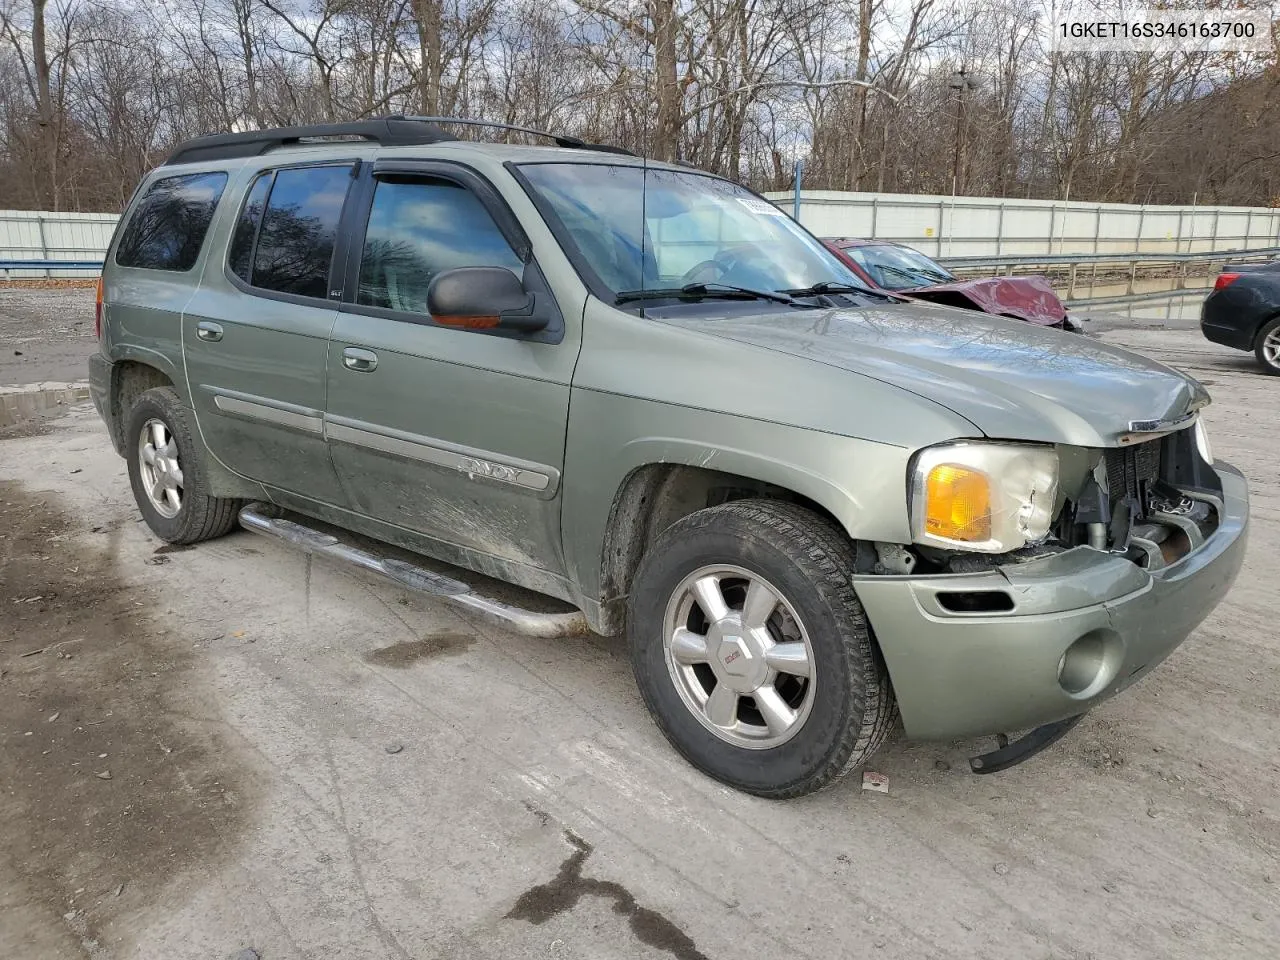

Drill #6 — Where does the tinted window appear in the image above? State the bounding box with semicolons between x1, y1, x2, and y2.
357;178;524;315
228;173;272;282
251;165;352;299
115;171;228;271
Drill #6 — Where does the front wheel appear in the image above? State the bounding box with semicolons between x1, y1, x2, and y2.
1254;317;1280;375
628;500;896;798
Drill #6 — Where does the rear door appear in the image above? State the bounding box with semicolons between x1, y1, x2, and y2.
182;162;358;505
322;161;577;574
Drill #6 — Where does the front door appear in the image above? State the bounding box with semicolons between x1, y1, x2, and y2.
183;162;358;504
323;162;579;575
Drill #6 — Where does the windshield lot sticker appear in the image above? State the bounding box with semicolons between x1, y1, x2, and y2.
737;197;786;216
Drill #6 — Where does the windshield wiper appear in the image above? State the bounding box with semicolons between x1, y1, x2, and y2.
783;281;885;298
615;282;804;307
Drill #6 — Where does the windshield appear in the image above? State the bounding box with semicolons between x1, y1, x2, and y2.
518;163;868;301
847;244;955;290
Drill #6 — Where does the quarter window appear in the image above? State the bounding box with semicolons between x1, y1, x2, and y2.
357;177;524;316
115;171;228;271
249;165;353;299
228;172;272;283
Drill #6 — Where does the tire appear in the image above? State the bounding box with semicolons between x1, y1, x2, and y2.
1254;316;1280;375
125;386;242;544
627;500;896;798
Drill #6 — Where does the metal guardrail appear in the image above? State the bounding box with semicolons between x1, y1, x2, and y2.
1068;287;1212;308
939;245;1280;300
0;258;103;279
937;245;1280;269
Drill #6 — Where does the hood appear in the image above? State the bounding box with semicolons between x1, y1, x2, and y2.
907;275;1067;326
659;302;1204;448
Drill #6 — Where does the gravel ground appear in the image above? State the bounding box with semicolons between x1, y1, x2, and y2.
0;287;97;384
0;320;1277;960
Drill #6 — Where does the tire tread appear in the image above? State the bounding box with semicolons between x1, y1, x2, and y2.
127;386;242;544
630;499;897;798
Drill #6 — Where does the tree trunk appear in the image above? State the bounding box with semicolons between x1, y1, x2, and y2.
852;0;872;188
416;0;442;115
651;0;680;162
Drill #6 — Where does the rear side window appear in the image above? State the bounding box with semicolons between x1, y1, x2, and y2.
239;165;352;299
115;171;228;271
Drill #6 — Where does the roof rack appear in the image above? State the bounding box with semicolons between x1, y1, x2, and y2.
393;116;636;157
163;115;636;167
163;118;453;166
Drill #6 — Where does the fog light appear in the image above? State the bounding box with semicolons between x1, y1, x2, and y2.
1057;630;1123;698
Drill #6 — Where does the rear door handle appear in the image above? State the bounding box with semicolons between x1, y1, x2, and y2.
342;347;378;372
196;321;223;342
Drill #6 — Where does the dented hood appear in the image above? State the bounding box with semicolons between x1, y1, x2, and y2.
662;302;1205;448
907;275;1068;326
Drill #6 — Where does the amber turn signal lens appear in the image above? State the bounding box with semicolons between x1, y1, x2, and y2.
94;276;104;339
924;464;992;542
432;314;500;329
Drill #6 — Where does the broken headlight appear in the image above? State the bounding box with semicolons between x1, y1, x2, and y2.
909;442;1059;553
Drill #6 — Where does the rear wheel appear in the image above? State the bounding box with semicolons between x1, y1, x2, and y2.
126;386;242;544
1254;317;1280;375
627;500;896;798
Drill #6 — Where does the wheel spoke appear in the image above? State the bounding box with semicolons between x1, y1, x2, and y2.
670;627;709;665
753;685;797;736
169;465;184;489
705;684;738;727
691;575;729;622
740;579;778;628
150;478;166;502
164;487;181;511
765;642;811;678
150;421;167;449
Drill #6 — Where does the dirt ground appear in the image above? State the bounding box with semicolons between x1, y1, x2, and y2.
1;322;1277;960
0;287;97;385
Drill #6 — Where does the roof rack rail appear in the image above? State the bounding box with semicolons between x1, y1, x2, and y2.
163;118;453;166
393;116;636;157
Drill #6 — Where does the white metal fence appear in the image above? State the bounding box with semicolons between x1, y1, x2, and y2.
0;209;118;278
4;192;1280;277
763;190;1280;259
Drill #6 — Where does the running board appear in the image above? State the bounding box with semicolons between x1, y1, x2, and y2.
238;504;588;639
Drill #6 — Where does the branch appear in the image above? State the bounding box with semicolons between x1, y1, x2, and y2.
684;78;900;122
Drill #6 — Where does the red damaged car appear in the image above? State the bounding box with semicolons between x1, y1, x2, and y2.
823;238;1076;330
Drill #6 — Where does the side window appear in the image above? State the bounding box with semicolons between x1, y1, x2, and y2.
115;171;228;271
228;172;272;282
251;165;352;299
357;177;524;316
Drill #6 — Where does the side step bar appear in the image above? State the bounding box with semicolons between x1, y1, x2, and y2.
238;504;589;639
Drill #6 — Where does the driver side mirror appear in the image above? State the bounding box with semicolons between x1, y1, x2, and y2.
426;266;549;333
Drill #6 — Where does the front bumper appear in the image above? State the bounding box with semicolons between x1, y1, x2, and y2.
855;463;1249;740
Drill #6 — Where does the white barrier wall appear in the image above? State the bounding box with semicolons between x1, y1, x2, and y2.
4;193;1280;275
0;210;119;278
762;190;1280;258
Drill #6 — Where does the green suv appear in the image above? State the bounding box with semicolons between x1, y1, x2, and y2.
89;118;1249;797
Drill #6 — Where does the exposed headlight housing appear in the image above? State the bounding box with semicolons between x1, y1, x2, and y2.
910;442;1060;553
1194;418;1213;465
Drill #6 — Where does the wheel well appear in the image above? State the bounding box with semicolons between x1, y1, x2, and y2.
108;361;173;453
595;464;845;635
1252;311;1280;347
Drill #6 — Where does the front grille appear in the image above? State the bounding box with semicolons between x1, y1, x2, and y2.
1105;440;1161;506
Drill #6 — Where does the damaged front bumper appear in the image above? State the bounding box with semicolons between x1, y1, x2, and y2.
853;463;1248;743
